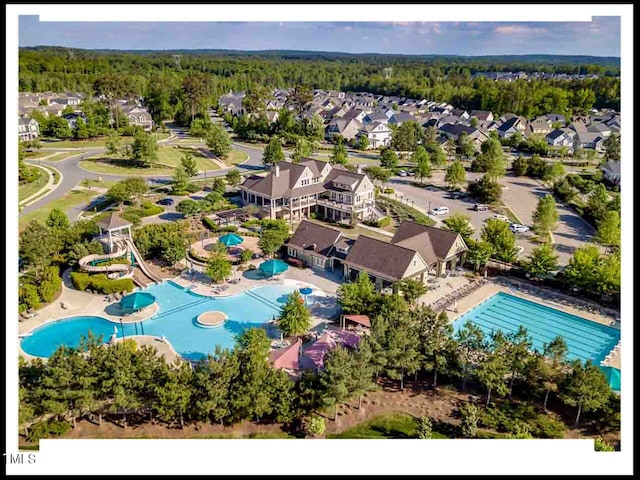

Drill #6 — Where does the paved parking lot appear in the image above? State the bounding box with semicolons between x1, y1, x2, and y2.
388;171;594;265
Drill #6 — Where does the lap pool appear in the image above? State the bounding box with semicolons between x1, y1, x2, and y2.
20;281;299;361
452;292;620;365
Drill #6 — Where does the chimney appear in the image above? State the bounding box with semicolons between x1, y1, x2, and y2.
356;164;363;174
272;163;280;177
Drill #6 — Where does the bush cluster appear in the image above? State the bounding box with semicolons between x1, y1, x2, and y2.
70;272;134;294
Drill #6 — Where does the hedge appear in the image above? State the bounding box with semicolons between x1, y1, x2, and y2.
377;216;391;228
70;272;134;294
202;217;219;231
26;418;71;443
220;225;238;233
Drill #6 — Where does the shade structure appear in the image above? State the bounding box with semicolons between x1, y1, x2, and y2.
120;292;156;313
599;366;621;392
259;259;289;277
218;233;244;247
299;287;313;296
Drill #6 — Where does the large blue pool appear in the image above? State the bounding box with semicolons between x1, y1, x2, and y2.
21;281;299;361
452;292;620;365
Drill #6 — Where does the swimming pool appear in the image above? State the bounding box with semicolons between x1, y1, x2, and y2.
452;292;620;365
20;281;299;361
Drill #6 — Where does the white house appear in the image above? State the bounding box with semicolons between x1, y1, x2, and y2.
18;118;40;141
358;122;392;149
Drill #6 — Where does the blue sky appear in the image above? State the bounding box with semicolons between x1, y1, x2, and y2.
18;16;620;57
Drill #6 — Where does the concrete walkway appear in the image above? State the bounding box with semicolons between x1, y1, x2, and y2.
19;163;63;207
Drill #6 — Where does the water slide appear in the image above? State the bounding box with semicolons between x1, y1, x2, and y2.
123;237;163;284
78;238;163;285
78;243;133;277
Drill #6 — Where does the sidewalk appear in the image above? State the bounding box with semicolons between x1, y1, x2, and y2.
19;163;62;207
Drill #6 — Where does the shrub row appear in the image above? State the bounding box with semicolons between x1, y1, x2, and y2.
70;272;134;294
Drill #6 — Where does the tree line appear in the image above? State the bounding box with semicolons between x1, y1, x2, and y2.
19;48;620;122
19;270;618;441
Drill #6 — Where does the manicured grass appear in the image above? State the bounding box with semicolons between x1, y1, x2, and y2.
41;151;87;162
327;412;450;439
19;189;98;231
156;145;220;171
24;150;49;159
19;167;50;202
376;196;436;227
41;132;170;149
223;149;249;165
79;157;174;176
52;169;61;184
346;155;380;166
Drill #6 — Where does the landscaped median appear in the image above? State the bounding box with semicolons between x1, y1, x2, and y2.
376;195;436;227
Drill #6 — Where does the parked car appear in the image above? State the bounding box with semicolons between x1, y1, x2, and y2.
509;223;530;233
156;198;174;206
491;214;510;222
474;204;489;211
429;206;450;216
398;170;408;177
449;191;464;199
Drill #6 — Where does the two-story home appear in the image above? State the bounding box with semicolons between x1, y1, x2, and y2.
497;116;529;138
325;117;363;141
357;122;392;149
470;110;494;123
18;118;40;141
240;159;378;224
529;116;553;135
62;112;88;130
121;105;153;131
600;160;620;186
545;128;576;153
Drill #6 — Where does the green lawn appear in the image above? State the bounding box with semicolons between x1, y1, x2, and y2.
19;189;98;231
157;145;220;171
19;167;50;202
376;196;436;227
24;150;49;159
327;412;450;439
223;149;249;165
79;157;174;176
40;132;170;149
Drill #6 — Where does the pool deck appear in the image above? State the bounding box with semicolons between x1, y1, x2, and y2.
189;235;260;262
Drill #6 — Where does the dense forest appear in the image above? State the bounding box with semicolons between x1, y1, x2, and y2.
19;47;620;120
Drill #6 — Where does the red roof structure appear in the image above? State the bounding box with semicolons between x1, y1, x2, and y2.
342;314;371;328
269;338;301;372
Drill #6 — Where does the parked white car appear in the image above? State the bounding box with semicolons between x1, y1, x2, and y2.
430;206;450;216
492;214;510;222
398;170;408;177
509;223;530;233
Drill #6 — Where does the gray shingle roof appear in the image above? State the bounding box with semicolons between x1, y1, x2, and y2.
344;235;418;281
286;220;343;258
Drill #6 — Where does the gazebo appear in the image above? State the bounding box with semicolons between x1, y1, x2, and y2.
96;212;133;253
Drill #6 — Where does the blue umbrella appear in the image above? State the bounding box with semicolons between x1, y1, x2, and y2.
299;287;313;295
218;233;244;247
259;259;289;277
120;292;155;312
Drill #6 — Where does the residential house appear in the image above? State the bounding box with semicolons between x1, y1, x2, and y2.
388;112;416;126
325;117;363;141
600;160;621;186
529;116;553;135
341;109;368;123
546;113;566;127
18;117;40;141
586;122;612;138
363;112;390;125
438;123;489;149
240;159;378;223
62;112;88;130
265;111;280;124
470;110;494;123
218;92;245;116
497;116;528;138
358;121;392;149
121;105;153;131
286;220;353;271
451;109;470;121
545;128;576;153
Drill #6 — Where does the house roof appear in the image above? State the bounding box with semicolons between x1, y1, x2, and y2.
439;123;476;137
286;220;343;258
546;129;566;141
389;112;415;124
391;220;465;264
601;160;620;176
269;338;301;371
344;235;420;281
299;333;337;371
470;110;493;120
97;212;132;231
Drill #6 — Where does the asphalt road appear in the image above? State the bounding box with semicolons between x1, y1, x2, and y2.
20;125;264;217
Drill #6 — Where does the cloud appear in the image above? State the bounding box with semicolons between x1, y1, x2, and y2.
494;25;548;35
362;35;369;40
